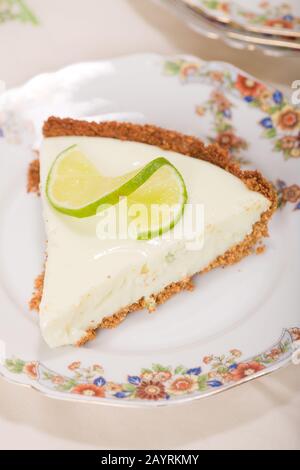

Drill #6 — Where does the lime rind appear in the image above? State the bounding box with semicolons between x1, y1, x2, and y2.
46;145;188;238
134;165;187;240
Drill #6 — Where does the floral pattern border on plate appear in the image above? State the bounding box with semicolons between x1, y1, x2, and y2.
164;58;300;211
164;58;300;161
4;327;300;402
196;1;300;32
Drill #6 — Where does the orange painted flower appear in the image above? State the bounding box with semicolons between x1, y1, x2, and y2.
267;348;281;360
216;131;246;151
72;384;105;397
290;328;300;341
235;74;265;97
229;361;265;381
51;375;65;385
222;372;234;382
195;105;206;116
180;63;200;80
136;381;166;400
282;184;300;203
154;371;172;382
68;361;81;371
24;361;38;380
210;71;224;83
290;148;300;158
259;88;272;102
244;12;256;19
218;2;229;13
211;90;232;112
168;376;197;395
280;135;297;150
208;371;218;379
106;382;123;393
264;18;293;29
274;106;300;131
140;371;155;381
230;349;242;358
203;355;213;364
259;1;269;8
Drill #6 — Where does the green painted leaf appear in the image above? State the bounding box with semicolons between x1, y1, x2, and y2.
152;363;170;372
122;383;136;392
5;358;25;373
263;359;273;364
42;372;53;380
253;356;262;362
141;368;153;375
16;0;38;24
264;128;277;139
0;0;38;25
277;197;283;208
203;0;219;9
251;14;268;25
198;374;208;391
281;343;290;353
58;379;77;391
164;61;181;76
274;141;282;151
216;122;232;132
267;106;280;115
174;365;187;375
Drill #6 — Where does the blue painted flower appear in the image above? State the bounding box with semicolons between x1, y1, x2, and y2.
0;128;4;138
244;96;254;103
276;179;286;190
93;376;106;387
223;109;232;118
294;201;300;211
128;375;141;385
273;90;283;104
282;15;294;21
260;117;273;129
228;363;238;371
114;391;128;399
186;367;202;376
207;380;223;388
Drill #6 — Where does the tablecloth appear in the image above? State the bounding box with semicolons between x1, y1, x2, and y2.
0;0;299;450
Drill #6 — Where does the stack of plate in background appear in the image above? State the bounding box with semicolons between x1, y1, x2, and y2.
153;0;300;56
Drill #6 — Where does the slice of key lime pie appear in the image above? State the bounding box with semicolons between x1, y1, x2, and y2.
31;117;276;348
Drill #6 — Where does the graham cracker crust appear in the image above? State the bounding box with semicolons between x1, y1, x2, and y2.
27;158;40;194
30;117;277;346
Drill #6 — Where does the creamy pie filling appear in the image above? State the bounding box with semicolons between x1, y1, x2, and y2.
39;137;270;347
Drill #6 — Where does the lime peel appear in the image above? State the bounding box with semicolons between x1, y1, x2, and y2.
46;145;188;238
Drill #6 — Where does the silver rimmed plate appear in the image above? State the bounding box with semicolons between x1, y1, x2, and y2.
154;0;300;56
188;0;300;37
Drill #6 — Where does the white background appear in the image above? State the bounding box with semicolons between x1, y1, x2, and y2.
0;0;299;450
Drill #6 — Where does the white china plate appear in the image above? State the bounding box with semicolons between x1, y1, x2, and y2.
154;0;300;57
190;0;300;34
0;54;299;407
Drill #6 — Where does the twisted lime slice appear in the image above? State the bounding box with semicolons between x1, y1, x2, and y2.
46;145;187;239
